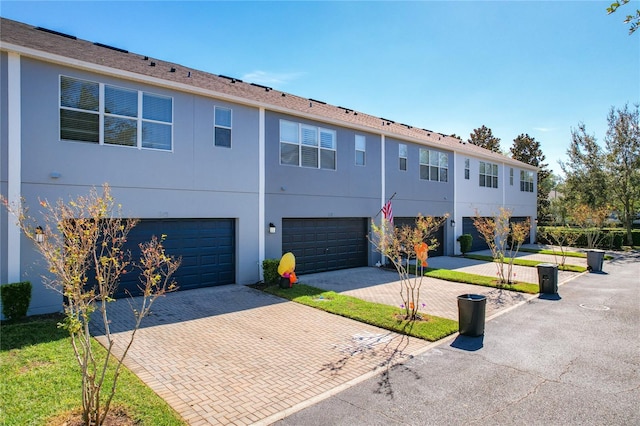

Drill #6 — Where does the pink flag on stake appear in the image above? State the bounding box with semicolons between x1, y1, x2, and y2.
382;200;393;225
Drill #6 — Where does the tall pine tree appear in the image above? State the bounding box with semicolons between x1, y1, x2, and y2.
468;125;502;153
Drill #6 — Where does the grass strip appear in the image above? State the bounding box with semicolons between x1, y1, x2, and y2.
264;284;458;342
519;247;613;260
422;268;540;294
0;315;186;426
464;254;588;273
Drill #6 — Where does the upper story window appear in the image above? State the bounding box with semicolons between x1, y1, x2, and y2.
279;120;336;170
479;161;499;188
464;158;470;180
399;144;407;171
60;75;172;150
355;135;366;166
214;106;232;148
520;170;535;192
419;148;448;182
510;168;514;185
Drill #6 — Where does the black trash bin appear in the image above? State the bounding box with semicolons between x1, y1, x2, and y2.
536;263;558;294
586;249;605;272
457;294;486;337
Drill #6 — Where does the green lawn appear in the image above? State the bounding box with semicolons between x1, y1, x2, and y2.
464;254;588;272
264;284;459;342
0;315;186;426
422;268;540;294
519;247;614;260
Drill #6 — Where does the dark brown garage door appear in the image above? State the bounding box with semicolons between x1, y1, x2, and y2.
282;218;368;274
114;218;235;298
394;217;445;257
463;217;490;252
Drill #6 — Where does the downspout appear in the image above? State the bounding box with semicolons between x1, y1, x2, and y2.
452;151;457;255
7;52;21;283
258;107;265;281
380;134;386;265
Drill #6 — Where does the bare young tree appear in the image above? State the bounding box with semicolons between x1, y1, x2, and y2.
370;214;448;320
473;208;530;286
2;184;180;425
571;204;609;249
538;226;580;267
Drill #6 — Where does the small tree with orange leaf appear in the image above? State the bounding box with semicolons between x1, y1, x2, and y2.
2;184;180;426
473;208;530;286
370;214;448;321
571;204;609;248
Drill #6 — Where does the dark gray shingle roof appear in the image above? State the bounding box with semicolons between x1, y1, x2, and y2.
0;17;535;169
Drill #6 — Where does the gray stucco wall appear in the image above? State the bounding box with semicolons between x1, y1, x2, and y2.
384;137;455;254
264;112;382;262
11;57;262;315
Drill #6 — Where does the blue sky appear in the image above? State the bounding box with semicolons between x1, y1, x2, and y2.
2;1;638;175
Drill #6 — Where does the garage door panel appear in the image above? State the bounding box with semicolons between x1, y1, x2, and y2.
283;218;368;274
114;218;235;298
510;217;532;244
394;217;445;257
463;217;490;252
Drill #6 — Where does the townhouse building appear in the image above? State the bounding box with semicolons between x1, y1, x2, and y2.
0;17;537;316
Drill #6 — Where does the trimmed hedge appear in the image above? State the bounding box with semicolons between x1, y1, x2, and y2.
538;227;640;250
1;281;32;321
262;258;280;285
457;234;473;254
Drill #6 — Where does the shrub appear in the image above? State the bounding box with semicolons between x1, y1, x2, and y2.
537;227;640;250
0;281;32;321
457;234;473;254
262;258;280;285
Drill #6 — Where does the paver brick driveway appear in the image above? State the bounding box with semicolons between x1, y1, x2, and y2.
94;249;584;425
94;284;430;425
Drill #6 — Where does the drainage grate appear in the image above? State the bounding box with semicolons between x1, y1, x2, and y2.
579;304;610;311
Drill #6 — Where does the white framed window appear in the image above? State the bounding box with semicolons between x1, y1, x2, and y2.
279;120;336;170
60;75;173;150
214;106;232;148
479;161;499;188
419;148;448;182
399;144;407;171
355;135;366;166
520;170;534;192
464;158;470;180
510;168;514;186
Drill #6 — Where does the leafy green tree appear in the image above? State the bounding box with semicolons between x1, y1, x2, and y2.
607;0;640;34
548;174;568;225
510;133;552;224
604;104;640;245
560;124;608;210
467;125;502;153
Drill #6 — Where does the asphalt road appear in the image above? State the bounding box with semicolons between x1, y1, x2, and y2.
275;252;640;426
